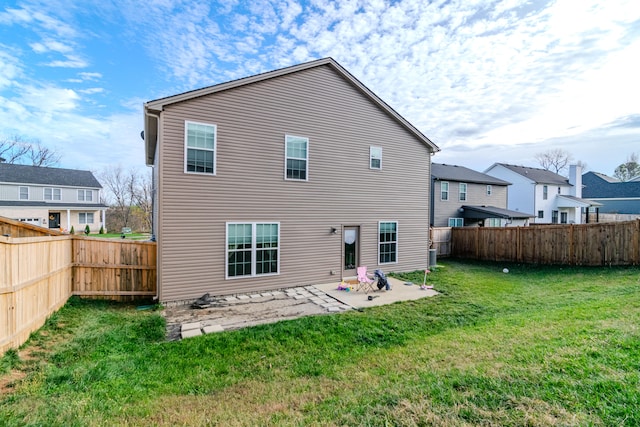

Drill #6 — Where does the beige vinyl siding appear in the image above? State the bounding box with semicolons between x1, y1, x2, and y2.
156;65;432;302
433;181;508;227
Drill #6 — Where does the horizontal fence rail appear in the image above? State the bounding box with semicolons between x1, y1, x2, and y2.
1;216;156;354
450;220;640;266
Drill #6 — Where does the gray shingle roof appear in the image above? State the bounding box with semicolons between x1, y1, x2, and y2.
583;171;640;198
0;163;102;188
461;205;534;219
431;163;510;185
495;163;569;185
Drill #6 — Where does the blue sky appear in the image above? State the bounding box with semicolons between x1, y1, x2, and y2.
1;0;639;176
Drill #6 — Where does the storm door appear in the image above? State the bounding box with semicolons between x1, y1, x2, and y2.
343;226;359;276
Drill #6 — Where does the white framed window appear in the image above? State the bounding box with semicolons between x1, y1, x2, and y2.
538;210;544;219
19;186;29;200
487;218;501;227
185;121;216;174
543;185;548;200
369;146;382;170
486;185;492;196
78;190;93;201
560;212;568;224
44;187;61;201
285;135;308;180
459;183;467;201
441;182;449;201
378;221;398;264
79;212;94;224
448;218;464;227
226;222;279;278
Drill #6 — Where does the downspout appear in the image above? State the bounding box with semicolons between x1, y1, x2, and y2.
66;209;71;232
145;110;161;301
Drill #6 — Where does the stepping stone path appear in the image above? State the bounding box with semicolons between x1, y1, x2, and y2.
169;285;352;340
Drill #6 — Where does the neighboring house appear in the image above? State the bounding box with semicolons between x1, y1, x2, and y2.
582;171;640;215
431;163;532;227
0;163;107;232
143;57;440;303
484;163;598;224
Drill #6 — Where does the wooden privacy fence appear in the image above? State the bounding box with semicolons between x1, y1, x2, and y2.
430;227;452;257
73;238;156;299
1;217;156;354
451;220;640;266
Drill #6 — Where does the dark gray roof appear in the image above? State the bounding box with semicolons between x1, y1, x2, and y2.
461;205;534;219
431;163;510;185
0;201;108;208
494;163;569;185
582;171;640;198
0;163;102;188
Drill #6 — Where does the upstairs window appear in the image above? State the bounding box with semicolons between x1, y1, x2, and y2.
44;188;61;201
486;185;492;196
185;121;216;174
459;183;467;201
543;185;548;200
285;135;308;180
441;182;449;201
370;146;382;169
78;190;93;201
19;186;29;200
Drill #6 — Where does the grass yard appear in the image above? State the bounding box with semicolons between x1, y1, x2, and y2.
1;260;639;426
84;232;151;240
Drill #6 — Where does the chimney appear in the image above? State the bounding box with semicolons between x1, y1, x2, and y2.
569;164;582;198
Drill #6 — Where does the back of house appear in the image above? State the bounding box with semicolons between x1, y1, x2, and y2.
144;58;439;302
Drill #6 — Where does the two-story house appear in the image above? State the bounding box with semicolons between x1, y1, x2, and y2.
582;171;640;216
484;163;597;224
0;163;107;232
431;163;532;227
143;57;440;303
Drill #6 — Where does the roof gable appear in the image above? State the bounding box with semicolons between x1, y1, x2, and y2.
144;57;439;165
431;163;510;185
583;171;640;198
0;163;102;188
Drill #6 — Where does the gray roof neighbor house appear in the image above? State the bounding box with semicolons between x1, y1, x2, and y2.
582;171;640;214
430;163;531;227
0;163;107;231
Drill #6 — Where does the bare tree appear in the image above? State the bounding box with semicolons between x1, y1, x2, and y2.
0;135;30;163
0;135;61;166
535;149;574;175
99;166;153;233
613;153;640;182
99;165;138;230
132;170;153;232
28;141;61;166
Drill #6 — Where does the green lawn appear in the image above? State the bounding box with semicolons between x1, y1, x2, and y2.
1;260;639;426
83;232;151;240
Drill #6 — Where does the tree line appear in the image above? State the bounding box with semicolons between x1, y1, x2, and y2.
535;148;639;181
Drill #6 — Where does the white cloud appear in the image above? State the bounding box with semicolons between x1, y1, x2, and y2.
44;55;88;68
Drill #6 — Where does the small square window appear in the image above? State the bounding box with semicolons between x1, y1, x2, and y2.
538;210;544;219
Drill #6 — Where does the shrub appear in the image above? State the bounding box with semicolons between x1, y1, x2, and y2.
84;224;90;235
99;225;105;234
70;226;75;235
